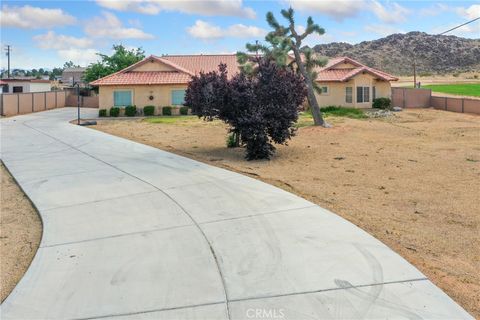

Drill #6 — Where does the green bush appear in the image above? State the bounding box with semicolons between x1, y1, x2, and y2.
125;105;137;117
143;105;155;116
226;133;237;148
372;98;392;110
162;106;172;116
109;107;120;117
180;106;189;115
99;109;107;117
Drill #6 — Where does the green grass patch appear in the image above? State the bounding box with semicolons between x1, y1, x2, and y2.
421;83;480;97
297;106;365;127
320;106;366;119
145;116;198;124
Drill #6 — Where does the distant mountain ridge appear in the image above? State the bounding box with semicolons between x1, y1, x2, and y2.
310;32;480;76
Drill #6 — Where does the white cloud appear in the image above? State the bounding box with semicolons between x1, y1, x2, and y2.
58;48;99;67
419;3;450;17
187;20;266;40
95;0;256;18
0;5;76;29
364;24;404;37
457;4;480;20
296;25;335;46
288;0;365;21
370;0;409;23
84;12;154;39
33;31;93;50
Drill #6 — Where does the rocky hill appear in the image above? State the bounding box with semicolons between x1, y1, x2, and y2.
310;32;480;76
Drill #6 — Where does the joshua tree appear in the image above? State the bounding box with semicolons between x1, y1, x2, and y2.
239;8;328;126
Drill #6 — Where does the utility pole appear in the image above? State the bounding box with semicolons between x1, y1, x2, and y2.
4;45;11;78
413;58;417;89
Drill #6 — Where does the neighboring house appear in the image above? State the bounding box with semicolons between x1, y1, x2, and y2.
61;67;86;86
0;78;51;93
90;54;397;110
90;54;239;109
314;57;398;108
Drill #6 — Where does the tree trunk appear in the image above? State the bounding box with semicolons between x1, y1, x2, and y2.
291;46;325;126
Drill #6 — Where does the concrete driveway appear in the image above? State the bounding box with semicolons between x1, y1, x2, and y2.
0;108;473;320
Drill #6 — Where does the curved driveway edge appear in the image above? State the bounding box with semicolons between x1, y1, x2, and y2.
0;108;473;320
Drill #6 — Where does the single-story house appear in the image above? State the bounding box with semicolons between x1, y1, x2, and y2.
90;54;239;110
313;57;398;108
0;78;51;94
90;54;397;110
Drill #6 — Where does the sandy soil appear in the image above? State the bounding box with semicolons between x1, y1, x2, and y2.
92;109;480;317
0;163;42;302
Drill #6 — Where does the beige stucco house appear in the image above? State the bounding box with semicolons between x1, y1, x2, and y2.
313;57;398;108
90;54;239;110
91;54;397;110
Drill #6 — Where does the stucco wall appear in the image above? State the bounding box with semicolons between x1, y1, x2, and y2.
316;74;392;108
29;82;51;93
99;84;188;109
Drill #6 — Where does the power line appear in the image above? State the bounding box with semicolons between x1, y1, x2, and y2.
438;17;480;35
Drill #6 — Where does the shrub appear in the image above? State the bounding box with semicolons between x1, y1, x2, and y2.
143;105;155;116
179;106;189;115
226;133;237;148
162;106;172;116
109;107;120;117
99;109;107;117
474;75;478;79
372;97;392;110
185;58;307;160
125;105;137;117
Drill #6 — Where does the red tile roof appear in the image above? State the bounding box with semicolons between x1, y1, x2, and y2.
162;54;240;78
90;54;396;86
316;57;398;82
90;54;240;86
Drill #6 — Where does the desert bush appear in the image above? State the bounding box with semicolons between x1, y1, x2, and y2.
109;107;120;117
125;105;137;117
143;105;155;116
372;97;392;110
99;109;107;117
185;58;307;160
180;106;189;115
162;106;172;116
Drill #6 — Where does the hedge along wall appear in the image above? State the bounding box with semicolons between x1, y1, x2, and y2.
0;91;67;116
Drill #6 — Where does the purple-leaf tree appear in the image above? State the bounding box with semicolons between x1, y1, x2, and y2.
185;57;307;160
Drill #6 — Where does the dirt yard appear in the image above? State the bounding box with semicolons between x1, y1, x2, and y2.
0;163;42;302
92;109;480;317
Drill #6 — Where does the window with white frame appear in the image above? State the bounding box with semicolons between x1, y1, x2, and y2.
356;86;370;103
320;86;329;95
345;87;352;103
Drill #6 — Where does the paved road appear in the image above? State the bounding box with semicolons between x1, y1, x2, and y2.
0;108;473;320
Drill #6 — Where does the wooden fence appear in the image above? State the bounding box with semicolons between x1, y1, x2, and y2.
431;96;480;115
65;94;99;109
391;87;480;115
1;91;66;116
1;91;99;116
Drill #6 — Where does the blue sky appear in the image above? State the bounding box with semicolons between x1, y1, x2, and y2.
1;0;479;69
